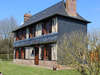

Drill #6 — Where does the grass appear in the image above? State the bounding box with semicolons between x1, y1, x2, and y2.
0;60;81;75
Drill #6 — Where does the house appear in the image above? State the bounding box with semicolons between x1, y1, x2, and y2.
12;0;90;67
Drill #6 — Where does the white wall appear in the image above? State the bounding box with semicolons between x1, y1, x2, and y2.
52;17;58;33
25;47;35;60
36;23;42;37
51;44;57;60
39;45;43;60
28;47;35;59
25;47;29;59
26;27;29;39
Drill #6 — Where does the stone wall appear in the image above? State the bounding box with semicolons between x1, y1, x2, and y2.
13;59;34;65
13;59;57;67
39;60;57;67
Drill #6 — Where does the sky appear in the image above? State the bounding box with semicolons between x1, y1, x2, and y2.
0;0;100;32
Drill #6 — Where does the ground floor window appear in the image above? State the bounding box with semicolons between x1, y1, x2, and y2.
41;45;51;60
15;48;25;59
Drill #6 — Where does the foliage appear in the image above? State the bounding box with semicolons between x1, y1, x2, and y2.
58;31;100;75
0;16;18;60
0;54;13;59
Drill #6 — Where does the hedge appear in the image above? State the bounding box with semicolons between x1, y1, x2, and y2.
0;54;13;59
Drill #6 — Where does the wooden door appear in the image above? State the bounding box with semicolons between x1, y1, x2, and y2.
35;47;39;65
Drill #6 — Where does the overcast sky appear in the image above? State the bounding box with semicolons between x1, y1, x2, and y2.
0;0;100;32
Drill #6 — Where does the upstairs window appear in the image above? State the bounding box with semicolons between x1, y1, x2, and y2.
36;23;42;37
16;32;19;41
19;31;22;40
22;29;26;40
16;30;22;41
42;19;52;35
29;25;36;38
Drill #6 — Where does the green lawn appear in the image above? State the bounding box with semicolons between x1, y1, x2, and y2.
0;61;81;75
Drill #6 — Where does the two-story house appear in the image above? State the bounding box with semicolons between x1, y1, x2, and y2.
12;0;90;67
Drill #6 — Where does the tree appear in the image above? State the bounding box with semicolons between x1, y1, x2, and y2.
58;31;100;75
0;16;18;60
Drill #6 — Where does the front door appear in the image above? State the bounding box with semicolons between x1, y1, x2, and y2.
35;47;39;65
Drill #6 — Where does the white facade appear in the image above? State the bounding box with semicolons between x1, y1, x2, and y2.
26;27;29;39
25;47;35;59
52;17;58;33
36;23;42;37
39;46;43;60
51;44;57;60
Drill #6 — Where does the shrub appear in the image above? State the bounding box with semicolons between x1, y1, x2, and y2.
0;54;13;59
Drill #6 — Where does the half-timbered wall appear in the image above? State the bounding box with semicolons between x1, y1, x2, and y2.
51;44;57;60
39;46;42;60
36;23;42;37
26;28;29;39
14;17;58;42
52;17;58;33
28;47;35;59
25;47;35;59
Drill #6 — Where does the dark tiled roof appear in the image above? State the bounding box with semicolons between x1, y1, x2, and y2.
13;1;90;32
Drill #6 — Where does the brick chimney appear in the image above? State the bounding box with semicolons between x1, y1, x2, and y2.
24;12;31;22
66;0;77;17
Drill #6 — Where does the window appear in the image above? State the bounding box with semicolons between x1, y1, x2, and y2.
15;48;25;59
42;19;52;35
21;48;25;59
18;48;21;59
22;29;26;39
32;26;36;37
29;25;36;38
16;31;22;41
43;45;51;60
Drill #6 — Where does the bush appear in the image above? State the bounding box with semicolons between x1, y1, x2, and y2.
0;54;13;60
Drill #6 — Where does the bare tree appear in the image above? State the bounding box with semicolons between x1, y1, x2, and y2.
0;16;18;60
58;31;100;75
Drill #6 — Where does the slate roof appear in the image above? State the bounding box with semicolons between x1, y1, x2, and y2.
13;1;90;32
